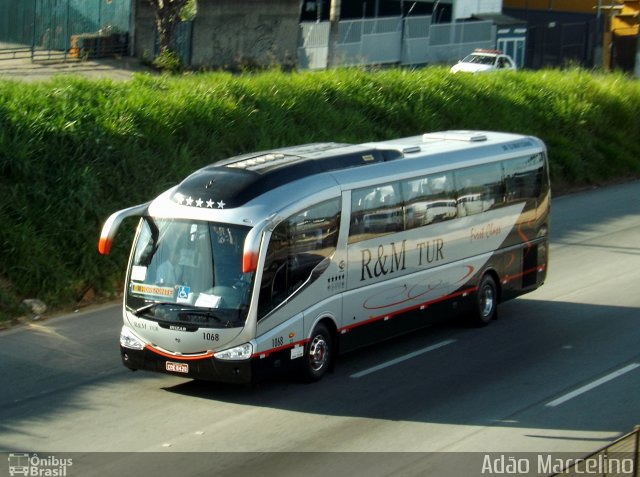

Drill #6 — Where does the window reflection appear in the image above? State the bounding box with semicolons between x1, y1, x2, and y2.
258;198;341;319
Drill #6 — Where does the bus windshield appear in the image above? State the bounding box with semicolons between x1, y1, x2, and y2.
126;218;253;327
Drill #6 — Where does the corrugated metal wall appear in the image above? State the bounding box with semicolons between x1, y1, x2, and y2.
0;0;130;60
298;16;495;70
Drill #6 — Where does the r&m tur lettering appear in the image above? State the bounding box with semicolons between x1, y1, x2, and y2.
360;240;406;281
417;238;444;265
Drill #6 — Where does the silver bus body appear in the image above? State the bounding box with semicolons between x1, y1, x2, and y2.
99;130;550;383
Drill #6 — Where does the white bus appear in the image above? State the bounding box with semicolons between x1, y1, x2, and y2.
99;130;550;383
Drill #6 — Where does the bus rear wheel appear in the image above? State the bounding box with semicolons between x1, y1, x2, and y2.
470;274;498;326
302;323;332;382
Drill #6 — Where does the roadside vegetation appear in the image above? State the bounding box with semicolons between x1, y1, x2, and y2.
1;66;639;323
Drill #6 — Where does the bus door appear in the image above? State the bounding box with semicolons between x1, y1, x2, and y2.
256;197;344;337
300;193;350;337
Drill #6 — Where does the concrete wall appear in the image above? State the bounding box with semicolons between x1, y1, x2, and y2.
192;0;299;69
134;0;300;69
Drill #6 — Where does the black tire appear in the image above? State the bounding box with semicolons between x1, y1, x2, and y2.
302;323;332;382
470;274;498;326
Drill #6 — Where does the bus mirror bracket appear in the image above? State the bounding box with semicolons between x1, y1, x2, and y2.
98;202;150;255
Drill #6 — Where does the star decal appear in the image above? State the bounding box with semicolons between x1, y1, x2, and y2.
174;195;228;209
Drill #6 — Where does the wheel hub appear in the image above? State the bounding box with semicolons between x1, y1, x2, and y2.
309;335;328;371
481;285;495;317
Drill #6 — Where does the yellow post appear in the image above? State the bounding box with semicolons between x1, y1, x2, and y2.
327;0;342;68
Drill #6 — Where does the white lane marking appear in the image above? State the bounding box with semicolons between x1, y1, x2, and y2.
546;363;640;408
350;339;456;379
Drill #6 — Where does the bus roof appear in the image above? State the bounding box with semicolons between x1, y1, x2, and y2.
149;130;544;224
171;143;403;210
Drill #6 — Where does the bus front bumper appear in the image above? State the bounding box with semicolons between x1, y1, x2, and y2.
120;346;254;384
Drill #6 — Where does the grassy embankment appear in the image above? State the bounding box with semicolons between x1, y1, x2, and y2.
1;67;639;322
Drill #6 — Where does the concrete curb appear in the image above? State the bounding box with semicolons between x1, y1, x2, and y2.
0;55;156;81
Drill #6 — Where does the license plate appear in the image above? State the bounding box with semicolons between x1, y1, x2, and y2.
166;361;189;373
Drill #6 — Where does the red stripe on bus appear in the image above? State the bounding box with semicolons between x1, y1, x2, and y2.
501;264;545;284
252;339;309;359
340;286;478;334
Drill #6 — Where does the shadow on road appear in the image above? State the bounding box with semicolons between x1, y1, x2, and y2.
160;298;640;437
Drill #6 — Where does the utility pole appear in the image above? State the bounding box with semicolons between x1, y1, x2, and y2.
603;1;615;70
327;0;342;67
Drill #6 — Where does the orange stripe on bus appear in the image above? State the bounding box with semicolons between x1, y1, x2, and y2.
145;344;213;361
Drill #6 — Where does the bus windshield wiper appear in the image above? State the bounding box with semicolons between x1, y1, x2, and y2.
129;303;209;317
129;303;235;325
174;307;228;324
129;303;164;316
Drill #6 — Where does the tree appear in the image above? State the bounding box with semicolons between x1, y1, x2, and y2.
147;0;190;56
327;0;341;67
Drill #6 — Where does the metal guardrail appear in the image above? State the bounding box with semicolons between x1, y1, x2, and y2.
552;426;640;477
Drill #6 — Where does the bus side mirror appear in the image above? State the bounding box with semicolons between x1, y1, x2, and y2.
98;202;150;255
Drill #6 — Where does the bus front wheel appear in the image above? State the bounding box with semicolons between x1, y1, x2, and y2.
471;274;498;326
302;323;332;382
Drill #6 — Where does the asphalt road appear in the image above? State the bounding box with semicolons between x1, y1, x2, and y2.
0;181;639;477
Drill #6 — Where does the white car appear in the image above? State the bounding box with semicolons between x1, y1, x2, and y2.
450;49;517;73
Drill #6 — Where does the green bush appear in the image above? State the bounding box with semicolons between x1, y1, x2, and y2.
152;49;184;73
0;67;639;321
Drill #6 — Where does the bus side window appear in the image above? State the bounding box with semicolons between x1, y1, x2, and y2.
349;183;402;243
402;172;457;229
503;154;545;202
454;163;504;217
258;198;340;320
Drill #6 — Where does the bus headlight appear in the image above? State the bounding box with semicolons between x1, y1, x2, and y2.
214;342;253;361
120;326;144;350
